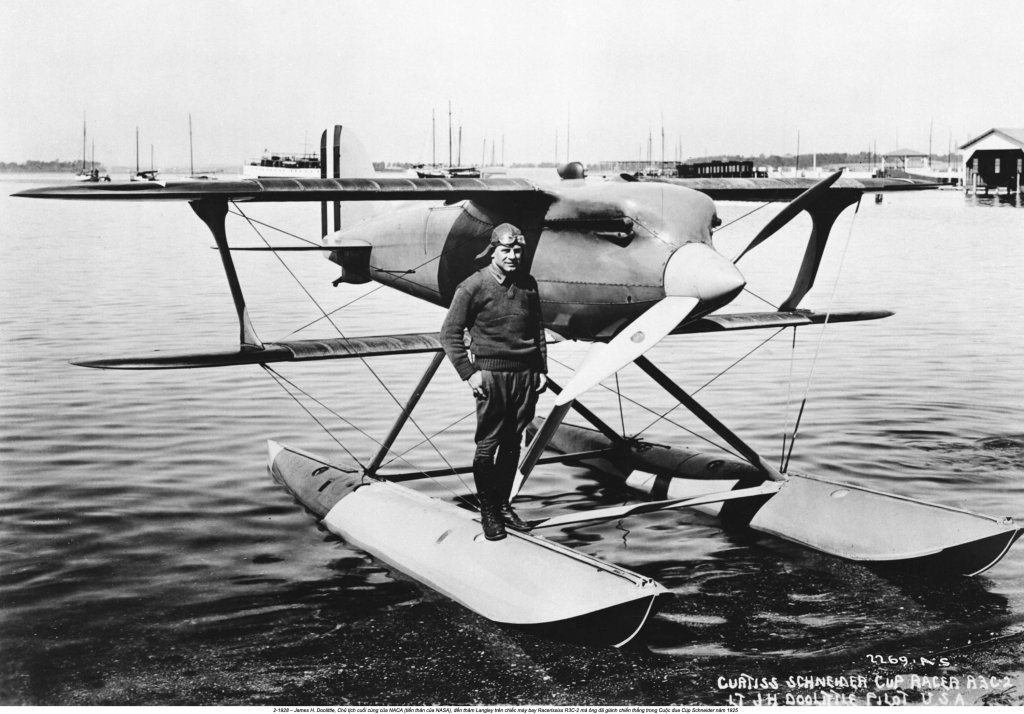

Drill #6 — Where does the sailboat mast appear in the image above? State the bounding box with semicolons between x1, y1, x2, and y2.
189;113;195;176
135;127;140;174
566;105;570;163
431;109;436;167
928;118;933;166
81;113;87;172
661;113;665;173
447;100;452;168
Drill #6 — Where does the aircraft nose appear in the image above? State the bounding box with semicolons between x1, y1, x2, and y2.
663;242;746;303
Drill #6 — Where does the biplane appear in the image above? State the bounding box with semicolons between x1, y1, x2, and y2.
15;125;1021;648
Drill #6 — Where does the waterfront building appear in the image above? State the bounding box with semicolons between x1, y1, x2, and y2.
959;128;1024;194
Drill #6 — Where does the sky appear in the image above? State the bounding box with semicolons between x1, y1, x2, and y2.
2;0;1022;169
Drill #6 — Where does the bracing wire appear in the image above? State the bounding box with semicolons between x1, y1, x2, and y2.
614;373;627;436
231;202;461;484
779;327;799;472
226;208;322;246
742;286;780;310
381;409;477;469
546;353;744;461
263;364;476;504
633;327;788;438
265;213;495;341
261;365;367;471
716;201;774;237
780;196;862;473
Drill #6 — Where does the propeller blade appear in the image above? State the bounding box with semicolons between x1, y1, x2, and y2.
510;402;572;499
734;169;844;263
512;242;746;499
558;241;746;406
511;298;698;499
530;481;782;530
557;297;700;406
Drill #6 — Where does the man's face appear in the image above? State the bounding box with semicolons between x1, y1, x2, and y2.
491;243;523;274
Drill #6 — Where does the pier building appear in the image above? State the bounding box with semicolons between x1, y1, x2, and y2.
959;128;1024;195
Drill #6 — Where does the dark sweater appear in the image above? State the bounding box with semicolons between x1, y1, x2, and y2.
441;267;547;380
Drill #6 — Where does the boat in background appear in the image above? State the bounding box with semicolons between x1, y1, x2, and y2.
186;114;218;180
130;127;161;182
412;163;481;179
242;152;321;178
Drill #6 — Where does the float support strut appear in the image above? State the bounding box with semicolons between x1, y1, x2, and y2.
634;356;785;482
365;351;445;477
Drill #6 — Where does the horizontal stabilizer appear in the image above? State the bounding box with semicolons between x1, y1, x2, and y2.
672;308;892;334
73;332;444;369
15;176;548;203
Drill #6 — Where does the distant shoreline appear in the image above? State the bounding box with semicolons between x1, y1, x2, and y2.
0;161;104;173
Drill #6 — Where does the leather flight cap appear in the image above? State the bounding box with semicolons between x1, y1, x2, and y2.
475;223;525;259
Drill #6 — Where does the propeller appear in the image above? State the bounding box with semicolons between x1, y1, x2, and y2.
732;169;843;264
511;242;745;497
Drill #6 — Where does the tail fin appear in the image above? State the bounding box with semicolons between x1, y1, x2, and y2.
320;125;375;237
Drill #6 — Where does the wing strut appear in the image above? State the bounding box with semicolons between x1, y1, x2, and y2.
729;169;865;311
190;200;263;350
778;190;862;311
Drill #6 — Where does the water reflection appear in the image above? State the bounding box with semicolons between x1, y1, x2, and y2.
964;192;1023;208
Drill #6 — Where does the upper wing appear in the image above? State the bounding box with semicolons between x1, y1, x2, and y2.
14;176;549;203
633;175;937;201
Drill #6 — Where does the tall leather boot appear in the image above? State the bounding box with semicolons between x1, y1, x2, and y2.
495;448;530;532
473;457;506;541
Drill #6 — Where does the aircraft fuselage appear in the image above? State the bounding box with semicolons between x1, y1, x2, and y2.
327;181;725;339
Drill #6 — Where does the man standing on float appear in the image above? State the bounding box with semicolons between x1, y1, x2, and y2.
441;223;548;541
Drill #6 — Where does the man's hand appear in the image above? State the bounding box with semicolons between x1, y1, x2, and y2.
467;371;486;400
534;372;548;394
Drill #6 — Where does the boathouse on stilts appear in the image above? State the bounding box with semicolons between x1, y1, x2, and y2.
960;128;1024;196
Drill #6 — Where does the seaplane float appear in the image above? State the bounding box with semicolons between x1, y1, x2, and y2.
15;125;1021;648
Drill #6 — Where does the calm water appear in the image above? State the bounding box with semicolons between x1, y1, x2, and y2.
1;173;1022;705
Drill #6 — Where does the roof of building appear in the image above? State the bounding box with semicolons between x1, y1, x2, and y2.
884;148;928;157
958;128;1024;150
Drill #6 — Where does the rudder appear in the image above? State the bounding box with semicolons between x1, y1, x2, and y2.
320;125;375;237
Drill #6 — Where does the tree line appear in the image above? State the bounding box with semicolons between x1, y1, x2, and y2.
0;160;106;173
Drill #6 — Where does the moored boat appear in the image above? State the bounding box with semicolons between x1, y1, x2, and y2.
412;164;481;179
242;152;321;178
